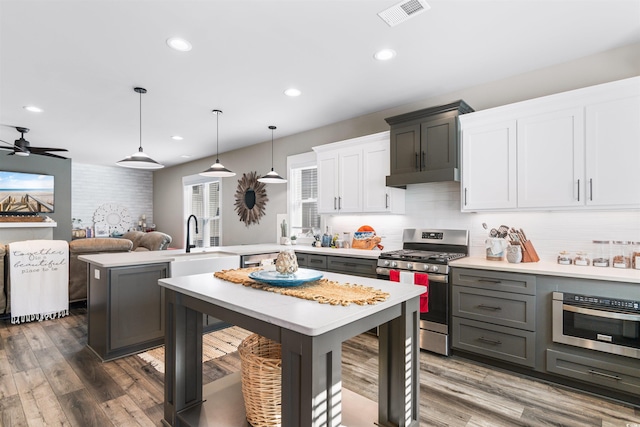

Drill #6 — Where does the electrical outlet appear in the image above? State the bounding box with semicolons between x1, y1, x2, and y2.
94;269;100;280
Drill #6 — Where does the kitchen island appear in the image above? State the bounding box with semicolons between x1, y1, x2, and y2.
158;270;424;427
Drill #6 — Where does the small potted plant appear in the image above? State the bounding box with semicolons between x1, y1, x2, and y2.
290;235;297;245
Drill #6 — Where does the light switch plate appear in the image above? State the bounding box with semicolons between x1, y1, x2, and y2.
94;269;100;279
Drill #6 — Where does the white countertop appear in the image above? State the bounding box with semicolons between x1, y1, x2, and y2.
78;250;240;268
216;243;384;259
78;243;383;268
157;270;424;336
450;257;640;284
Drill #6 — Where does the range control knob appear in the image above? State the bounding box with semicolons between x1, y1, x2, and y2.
406;263;413;270
430;265;439;273
391;261;398;268
383;260;390;267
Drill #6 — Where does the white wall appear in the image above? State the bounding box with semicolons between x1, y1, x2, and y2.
324;182;640;262
153;42;640;249
72;163;154;232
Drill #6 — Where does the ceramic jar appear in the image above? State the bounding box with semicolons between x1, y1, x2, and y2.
506;245;522;263
275;249;298;275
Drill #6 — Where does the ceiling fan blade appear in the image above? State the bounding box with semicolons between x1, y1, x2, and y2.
36;152;68;160
30;147;69;153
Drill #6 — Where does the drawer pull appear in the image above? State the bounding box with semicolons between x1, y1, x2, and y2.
478;279;502;284
310;259;323;263
477;337;502;345
588;370;621;381
477;304;502;311
344;262;357;267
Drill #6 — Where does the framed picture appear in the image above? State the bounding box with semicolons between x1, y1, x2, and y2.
94;223;109;237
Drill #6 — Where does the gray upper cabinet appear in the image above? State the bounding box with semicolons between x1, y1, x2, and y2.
385;100;474;188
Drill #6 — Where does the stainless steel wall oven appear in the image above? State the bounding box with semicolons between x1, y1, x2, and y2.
552;292;640;359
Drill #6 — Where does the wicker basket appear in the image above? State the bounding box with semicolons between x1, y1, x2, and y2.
238;334;282;427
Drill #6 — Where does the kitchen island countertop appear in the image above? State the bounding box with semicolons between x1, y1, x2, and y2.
450;257;640;284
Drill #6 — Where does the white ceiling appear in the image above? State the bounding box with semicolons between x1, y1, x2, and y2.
1;0;639;167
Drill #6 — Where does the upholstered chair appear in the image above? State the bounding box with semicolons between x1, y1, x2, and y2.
123;231;172;251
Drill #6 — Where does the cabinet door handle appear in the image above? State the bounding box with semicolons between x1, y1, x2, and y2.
477;304;502;311
385;193;389;209
577;179;580;202
477;337;502;345
589;178;593;201
338;197;342;210
415;152;419;169
588;370;621;381
464;188;467;206
334;197;337;210
422;151;425;169
478;279;502;284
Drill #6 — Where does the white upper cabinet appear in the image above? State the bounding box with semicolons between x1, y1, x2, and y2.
516;107;585;208
313;131;405;214
585;95;640;207
460;76;640;211
461;120;517;210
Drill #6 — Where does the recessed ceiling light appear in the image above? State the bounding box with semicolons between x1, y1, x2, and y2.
23;105;43;113
171;135;184;140
180;154;192;159
166;37;192;52
374;49;397;61
284;88;302;97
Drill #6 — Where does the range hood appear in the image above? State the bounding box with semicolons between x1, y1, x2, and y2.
384;100;473;188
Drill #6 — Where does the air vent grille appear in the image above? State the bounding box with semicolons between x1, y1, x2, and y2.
378;0;430;27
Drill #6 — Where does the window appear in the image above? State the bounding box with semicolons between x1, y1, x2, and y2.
183;174;221;247
287;152;320;237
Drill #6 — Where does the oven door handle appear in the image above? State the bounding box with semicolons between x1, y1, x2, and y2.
563;304;640;322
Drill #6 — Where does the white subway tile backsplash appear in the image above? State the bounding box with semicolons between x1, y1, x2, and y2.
325;181;640;262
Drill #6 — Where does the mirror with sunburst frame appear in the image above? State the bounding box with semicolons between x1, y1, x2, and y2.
234;171;268;226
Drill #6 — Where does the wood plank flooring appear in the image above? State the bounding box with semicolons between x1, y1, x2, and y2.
1;307;638;426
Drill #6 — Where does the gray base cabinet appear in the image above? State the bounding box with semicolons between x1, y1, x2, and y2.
296;251;378;278
452;268;537;368
546;349;640;397
88;263;169;361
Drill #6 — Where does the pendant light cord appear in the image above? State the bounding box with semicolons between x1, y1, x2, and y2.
269;125;276;171
139;90;143;152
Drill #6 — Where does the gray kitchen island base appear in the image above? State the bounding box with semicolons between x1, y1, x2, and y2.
158;271;423;427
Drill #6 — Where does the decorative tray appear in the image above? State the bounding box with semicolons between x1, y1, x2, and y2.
248;268;323;287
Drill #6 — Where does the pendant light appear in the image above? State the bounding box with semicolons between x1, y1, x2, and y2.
200;109;236;177
258;125;287;184
116;87;164;169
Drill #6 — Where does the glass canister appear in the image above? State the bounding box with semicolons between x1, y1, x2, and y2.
632;242;640;270
592;240;610;267
573;251;591;266
612;241;631;269
557;251;572;265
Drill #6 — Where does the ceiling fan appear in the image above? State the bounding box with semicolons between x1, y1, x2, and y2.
0;126;69;159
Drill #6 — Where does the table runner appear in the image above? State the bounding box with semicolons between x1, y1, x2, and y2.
214;268;389;306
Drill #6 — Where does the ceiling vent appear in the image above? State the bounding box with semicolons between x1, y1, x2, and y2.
378;0;430;27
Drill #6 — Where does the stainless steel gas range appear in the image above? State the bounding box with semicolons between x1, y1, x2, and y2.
376;228;469;356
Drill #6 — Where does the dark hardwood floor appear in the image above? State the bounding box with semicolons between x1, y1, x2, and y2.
1;308;638;426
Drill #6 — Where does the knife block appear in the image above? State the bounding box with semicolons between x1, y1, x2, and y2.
521;240;540;263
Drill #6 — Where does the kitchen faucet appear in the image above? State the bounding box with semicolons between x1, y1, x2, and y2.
186;214;198;253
